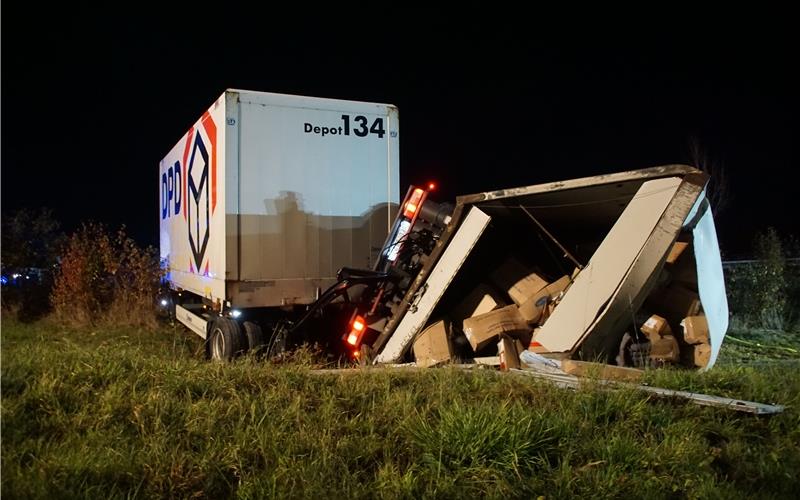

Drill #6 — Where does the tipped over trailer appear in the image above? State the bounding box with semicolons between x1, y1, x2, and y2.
367;165;728;372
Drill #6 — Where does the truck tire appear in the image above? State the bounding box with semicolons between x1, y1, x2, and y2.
208;317;245;361
243;321;265;353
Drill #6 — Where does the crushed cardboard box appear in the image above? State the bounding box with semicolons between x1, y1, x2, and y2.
490;258;548;305
463;305;530;352
518;275;571;324
413;320;453;368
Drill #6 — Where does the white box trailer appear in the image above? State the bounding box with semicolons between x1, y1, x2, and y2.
159;89;400;311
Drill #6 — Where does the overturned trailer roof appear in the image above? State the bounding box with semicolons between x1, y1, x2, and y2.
373;165;728;371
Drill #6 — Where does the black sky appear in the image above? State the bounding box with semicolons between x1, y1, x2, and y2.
2;7;797;258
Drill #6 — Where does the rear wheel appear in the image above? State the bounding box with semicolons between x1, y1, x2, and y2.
243;321;265;353
208;317;245;361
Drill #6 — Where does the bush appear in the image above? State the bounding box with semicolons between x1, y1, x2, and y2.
726;228;799;332
50;223;163;328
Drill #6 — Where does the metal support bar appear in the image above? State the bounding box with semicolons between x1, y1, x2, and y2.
519;205;584;270
509;368;784;415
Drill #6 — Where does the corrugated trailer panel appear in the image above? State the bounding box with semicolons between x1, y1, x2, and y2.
161;89;399;309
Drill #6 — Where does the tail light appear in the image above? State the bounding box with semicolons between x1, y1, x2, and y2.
403;188;425;219
344;315;367;347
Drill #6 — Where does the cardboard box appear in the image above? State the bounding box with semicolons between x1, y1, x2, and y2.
684;343;711;368
450;283;503;322
681;315;709;345
413;320;453;368
640;314;672;339
518;294;549;324
561;359;644;382
666;241;689;264
490;258;548;305
649;334;680;363
463;305;530;352
518;275;572;324
498;335;522;371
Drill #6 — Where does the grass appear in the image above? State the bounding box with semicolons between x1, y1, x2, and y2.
2;319;800;499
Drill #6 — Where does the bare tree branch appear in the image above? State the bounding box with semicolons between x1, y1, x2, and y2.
688;135;729;218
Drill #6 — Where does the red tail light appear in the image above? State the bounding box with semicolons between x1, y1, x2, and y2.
344;315;367;347
403;188;425;219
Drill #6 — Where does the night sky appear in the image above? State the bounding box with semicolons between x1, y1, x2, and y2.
2;8;796;258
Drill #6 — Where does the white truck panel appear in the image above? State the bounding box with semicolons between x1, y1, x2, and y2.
160;89;399;307
533;177;682;352
159;94;227;302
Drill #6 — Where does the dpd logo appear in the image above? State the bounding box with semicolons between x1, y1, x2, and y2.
180;111;217;275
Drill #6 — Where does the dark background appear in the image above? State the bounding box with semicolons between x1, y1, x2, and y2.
2;8;796;258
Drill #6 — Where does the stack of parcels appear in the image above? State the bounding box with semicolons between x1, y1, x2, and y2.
449;258;574;370
641;237;711;369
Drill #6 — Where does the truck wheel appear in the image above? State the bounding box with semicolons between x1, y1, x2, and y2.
243;321;265;353
208;317;245;361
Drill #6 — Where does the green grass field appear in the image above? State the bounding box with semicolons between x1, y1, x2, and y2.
2;319;799;499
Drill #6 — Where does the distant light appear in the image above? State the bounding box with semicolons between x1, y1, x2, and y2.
0;276;7;285
231;309;242;318
428;182;436;191
160;299;168;307
12;273;21;279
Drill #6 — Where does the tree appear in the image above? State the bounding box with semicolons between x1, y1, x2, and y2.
688;135;729;218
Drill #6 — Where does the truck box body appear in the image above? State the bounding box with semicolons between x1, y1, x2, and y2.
159;89;400;307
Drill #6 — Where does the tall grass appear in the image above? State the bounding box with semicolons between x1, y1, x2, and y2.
2;319;799;498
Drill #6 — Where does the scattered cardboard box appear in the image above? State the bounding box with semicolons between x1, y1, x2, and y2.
649;334;680;364
498;335;522;371
640;314;679;364
683;343;711;368
681;315;710;345
640;314;672;338
412;320;453;368
490;258;548;305
518;275;571;324
561;359;644;382
463;305;530;352
450;283;503;322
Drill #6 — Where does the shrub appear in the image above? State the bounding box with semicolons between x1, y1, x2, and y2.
726;228;799;332
50;223;163;328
